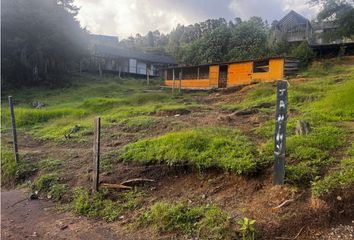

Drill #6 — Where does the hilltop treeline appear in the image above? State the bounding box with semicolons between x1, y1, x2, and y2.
119;0;354;65
2;0;88;89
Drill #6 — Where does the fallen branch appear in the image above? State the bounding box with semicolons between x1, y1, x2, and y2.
100;183;132;190
273;199;294;209
273;192;304;209
275;226;305;240
121;178;155;186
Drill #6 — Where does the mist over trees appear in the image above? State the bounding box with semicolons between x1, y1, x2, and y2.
2;0;88;89
2;0;353;90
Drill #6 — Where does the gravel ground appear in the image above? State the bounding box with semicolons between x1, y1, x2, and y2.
320;223;354;240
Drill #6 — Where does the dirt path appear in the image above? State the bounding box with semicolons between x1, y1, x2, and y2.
1;190;137;240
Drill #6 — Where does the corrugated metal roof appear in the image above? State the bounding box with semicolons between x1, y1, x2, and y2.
94;45;176;65
277;10;310;29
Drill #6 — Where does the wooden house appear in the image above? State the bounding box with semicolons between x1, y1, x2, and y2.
85;34;176;77
164;57;299;90
276;10;313;43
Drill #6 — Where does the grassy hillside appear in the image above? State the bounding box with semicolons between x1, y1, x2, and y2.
1;57;354;239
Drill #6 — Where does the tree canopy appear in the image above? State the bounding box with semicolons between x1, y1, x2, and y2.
311;0;354;40
2;0;88;89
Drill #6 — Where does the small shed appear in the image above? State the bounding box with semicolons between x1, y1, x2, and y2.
164;57;299;90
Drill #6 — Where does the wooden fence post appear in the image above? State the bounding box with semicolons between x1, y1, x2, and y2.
92;117;101;192
179;70;182;93
273;80;288;185
8;96;19;163
98;62;102;77
146;66;150;85
172;68;175;94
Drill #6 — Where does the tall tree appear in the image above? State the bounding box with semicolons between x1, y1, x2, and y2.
311;0;354;40
2;0;88;89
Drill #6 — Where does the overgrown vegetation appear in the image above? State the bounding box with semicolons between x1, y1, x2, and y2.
1;147;37;187
72;188;144;222
121;128;259;174
312;143;354;197
1;77;197;142
139;202;231;239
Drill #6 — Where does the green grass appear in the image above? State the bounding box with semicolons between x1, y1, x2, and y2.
139;202;230;239
121;127;259;174
259;124;347;185
115;116;157;131
1;75;198;141
312;143;354;197
72;188;144;222
309;79;354;121
1;147;37;186
220;83;275;111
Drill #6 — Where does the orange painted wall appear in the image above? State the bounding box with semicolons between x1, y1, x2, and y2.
164;58;285;89
209;65;219;88
227;62;253;86
165;79;210;89
252;59;284;82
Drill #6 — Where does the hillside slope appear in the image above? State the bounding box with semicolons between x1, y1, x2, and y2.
2;57;354;239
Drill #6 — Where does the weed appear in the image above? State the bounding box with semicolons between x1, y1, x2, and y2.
237;217;257;240
48;183;68;201
33;173;60;193
38;158;63;172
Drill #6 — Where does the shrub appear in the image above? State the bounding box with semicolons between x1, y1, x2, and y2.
289;42;315;68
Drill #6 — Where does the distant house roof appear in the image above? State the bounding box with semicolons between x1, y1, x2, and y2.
277;10;310;29
90;34;119;46
94;45;176;65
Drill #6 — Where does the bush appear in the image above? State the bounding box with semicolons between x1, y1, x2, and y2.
121;128;258;174
290;42;315;68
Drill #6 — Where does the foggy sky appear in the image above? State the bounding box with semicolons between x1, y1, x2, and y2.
74;0;319;39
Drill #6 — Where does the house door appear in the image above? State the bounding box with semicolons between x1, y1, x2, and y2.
218;65;228;88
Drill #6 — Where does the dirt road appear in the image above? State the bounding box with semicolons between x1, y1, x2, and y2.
1;190;135;240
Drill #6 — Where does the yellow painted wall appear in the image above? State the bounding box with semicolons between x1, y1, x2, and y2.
252;58;284;82
165;79;210;89
227;62;253;86
209;65;219;88
164;58;285;89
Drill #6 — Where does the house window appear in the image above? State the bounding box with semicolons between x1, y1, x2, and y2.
253;60;269;73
